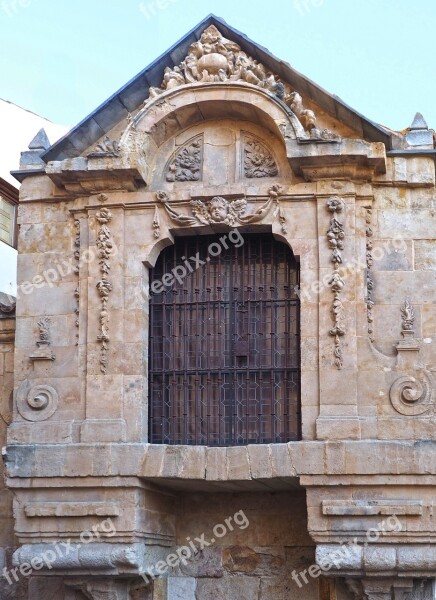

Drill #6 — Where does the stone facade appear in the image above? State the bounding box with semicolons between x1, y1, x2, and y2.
1;15;436;600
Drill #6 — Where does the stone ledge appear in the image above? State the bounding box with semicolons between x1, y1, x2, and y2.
5;440;436;482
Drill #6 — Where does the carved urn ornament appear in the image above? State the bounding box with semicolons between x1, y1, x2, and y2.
144;25;339;141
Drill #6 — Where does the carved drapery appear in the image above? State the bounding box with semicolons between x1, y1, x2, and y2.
326;197;346;369
95;198;113;374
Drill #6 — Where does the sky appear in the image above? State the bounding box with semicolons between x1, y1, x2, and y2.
0;0;435;134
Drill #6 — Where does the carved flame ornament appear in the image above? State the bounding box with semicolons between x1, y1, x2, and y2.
401;298;415;335
145;25;338;141
157;185;286;231
326;196;346;369
95;204;113;374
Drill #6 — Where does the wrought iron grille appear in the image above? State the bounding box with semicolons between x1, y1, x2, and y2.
149;233;300;446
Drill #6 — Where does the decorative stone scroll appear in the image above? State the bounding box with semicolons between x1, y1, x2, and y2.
165;136;203;182
365;206;374;341
87;136;120;158
146;25;338;140
389;372;433;416
16;381;59;422
157;184;285;229
243;134;278;178
326;196;346;369
95;200;113;374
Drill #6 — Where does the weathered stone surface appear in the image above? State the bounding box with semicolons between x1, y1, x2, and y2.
3;16;436;600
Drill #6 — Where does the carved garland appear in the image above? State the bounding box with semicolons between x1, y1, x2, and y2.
156;184;287;232
95;197;113;374
326;197;346;369
365;207;374;342
73;218;80;345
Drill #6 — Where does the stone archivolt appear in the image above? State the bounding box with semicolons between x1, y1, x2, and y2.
146;25;338;140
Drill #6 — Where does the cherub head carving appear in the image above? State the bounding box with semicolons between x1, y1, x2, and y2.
208;197;229;222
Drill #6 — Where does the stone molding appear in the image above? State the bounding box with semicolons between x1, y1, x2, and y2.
316;543;436;576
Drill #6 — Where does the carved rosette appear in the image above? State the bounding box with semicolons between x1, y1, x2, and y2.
243;135;278;178
145;25;338;140
326;197;346;369
95;201;113;374
157;185;285;230
365;206;374;341
165;136;203;182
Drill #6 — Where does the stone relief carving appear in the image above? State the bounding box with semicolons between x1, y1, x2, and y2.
388;299;435;416
36;316;51;347
326;196;346;369
145;25;338;140
157;184;286;230
74;218;81;346
243;134;278;178
165;136;203;182
152;205;161;238
365;206;374;342
87;136;121;158
16;381;59;422
287;92;340;141
389;372;433;416
401;298;415;334
29;316;55;361
95;204;114;374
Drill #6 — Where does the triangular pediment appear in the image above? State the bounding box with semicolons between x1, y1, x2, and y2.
41;14;392;163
